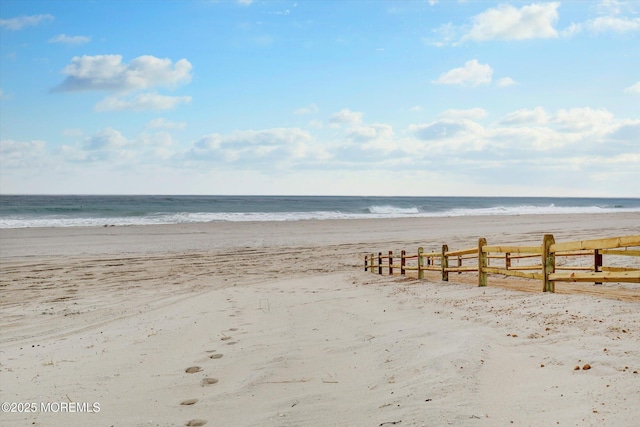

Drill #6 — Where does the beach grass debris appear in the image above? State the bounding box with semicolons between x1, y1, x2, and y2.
186;420;207;426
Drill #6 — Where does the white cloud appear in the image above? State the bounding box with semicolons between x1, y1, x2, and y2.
553;108;615;132
562;1;640;37
328;108;364;125
437;108;488;120
625;82;640;94
48;34;91;45
433;60;493;86
497;77;517;87
410;119;484;144
347;124;394;143
294;103;319;115
237;0;253;5
137;132;175;162
344;124;398;155
561;23;583;38
53;55;192;93
59;128;132;163
0;139;47;167
587;16;640;33
404;106;636;169
138;131;173;147
53;55;193;112
95;93;191;112
462;3;559;41
595;0;624;16
563;16;640;36
188;128;322;165
147;118;187;130
0;14;54;30
83;128;128;151
500;107;549;126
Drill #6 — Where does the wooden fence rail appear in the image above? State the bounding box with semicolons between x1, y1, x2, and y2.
364;234;640;293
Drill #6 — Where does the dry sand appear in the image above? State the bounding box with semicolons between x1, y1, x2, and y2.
1;213;639;426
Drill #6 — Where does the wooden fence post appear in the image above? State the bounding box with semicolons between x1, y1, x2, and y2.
378;252;383;275
370;253;375;273
505;252;511;270
389;251;393;276
594;249;602;285
401;250;406;276
542;234;556;292
441;245;449;282
364;255;368;272
418;247;425;280
478;238;487;287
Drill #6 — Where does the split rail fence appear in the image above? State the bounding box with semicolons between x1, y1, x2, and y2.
364;234;640;292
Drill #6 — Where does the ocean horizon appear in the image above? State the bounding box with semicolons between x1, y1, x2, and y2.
1;195;639;229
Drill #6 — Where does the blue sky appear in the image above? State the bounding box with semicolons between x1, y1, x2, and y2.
1;0;638;196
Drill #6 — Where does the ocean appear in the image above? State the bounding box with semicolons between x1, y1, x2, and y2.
0;195;639;229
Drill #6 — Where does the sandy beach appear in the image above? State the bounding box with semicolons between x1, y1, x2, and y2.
1;213;639;426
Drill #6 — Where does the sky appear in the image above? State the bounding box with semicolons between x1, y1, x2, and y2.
0;0;638;196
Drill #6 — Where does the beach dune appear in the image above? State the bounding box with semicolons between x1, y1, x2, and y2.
1;213;639;426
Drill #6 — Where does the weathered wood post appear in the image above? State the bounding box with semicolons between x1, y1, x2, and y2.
505;252;511;270
378;252;383;275
457;255;462;274
594;249;603;285
441;245;449;282
542;234;556;292
418;247;425;280
389;251;393;276
400;250;406;276
478;238;487;287
364;255;368;272
370;253;375;274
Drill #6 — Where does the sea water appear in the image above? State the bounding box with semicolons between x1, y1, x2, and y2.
1;195;638;228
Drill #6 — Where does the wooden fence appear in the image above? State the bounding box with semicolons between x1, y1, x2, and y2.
364;234;640;292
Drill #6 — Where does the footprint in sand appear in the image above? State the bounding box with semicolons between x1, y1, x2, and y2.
221;336;232;341
229;328;238;331
185;366;202;374
226;341;238;345
186;419;207;426
180;399;198;406
209;353;223;359
202;377;219;386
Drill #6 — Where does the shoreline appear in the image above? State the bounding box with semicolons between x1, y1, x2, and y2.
2;212;639;259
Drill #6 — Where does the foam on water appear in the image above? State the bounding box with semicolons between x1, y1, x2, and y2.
368;205;421;215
